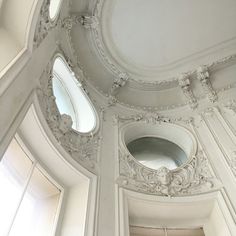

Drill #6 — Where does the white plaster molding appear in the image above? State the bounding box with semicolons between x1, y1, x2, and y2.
178;73;198;109
225;100;236;115
115;113;193;126
117;150;219;197
197;66;217;103
88;0;236;86
61;8;236;112
201;108;236;178
115;114;219;196
107;72;129;106
61;13;99;31
36;54;101;173
33;0;59;48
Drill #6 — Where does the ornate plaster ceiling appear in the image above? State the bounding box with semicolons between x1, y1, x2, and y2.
67;0;236;110
101;0;236;80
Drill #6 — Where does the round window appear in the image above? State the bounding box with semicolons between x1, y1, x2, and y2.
127;137;188;170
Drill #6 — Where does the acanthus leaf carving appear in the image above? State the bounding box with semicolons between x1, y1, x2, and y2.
61;13;99;31
115;113;193;126
197;66;217;103
178;73;197;109
107;72;129;106
117;151;220;196
34;0;57;48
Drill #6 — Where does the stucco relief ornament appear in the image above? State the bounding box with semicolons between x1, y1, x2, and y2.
61;15;78;31
107;73;129;106
109;73;129;96
197;66;217;103
178;74;197;109
59;114;73;134
34;0;56;48
117;151;220;196
78;14;99;29
116;113;174;125
37;62;100;173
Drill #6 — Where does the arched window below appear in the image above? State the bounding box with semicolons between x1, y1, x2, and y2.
52;56;97;133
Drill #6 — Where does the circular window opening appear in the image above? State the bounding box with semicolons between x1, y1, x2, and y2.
127;137;188;170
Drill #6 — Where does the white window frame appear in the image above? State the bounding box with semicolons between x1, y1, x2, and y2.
52;55;98;134
1;135;64;236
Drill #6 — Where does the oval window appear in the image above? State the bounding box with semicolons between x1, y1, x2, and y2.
49;0;62;20
52;56;97;133
127;137;188;170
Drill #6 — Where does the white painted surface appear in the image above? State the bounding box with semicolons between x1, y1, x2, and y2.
0;28;21;71
0;1;236;236
102;0;236;76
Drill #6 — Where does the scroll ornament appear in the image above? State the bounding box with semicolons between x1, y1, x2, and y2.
117;151;220;196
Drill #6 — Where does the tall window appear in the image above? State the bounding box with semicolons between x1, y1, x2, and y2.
52;56;97;133
0;138;62;236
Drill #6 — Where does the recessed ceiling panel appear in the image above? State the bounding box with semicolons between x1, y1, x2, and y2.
101;0;236;76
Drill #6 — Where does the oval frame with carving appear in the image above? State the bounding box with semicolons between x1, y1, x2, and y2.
51;53;100;136
119;121;198;171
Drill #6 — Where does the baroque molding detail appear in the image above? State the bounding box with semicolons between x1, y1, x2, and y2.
197;66;217;103
61;13;99;31
115;112;220;196
89;0;236;87
178;74;197;109
114;113;193;126
63;4;236;112
36;55;100;173
78;14;99;29
107;72;129;106
34;0;58;48
117;151;220;196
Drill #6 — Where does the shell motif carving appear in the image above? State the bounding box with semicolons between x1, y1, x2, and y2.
117;151;220;196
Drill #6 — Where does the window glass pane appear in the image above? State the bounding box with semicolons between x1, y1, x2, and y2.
49;0;61;20
0;139;33;235
9;166;61;236
127;137;188;170
52;57;97;133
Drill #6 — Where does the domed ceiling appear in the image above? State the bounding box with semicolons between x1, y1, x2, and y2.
67;0;236;110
